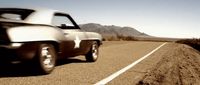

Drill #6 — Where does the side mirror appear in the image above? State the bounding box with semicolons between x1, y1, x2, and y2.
61;24;68;29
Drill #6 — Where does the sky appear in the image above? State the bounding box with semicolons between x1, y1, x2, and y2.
0;0;199;38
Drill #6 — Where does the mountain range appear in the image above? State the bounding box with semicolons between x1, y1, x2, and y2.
79;23;149;40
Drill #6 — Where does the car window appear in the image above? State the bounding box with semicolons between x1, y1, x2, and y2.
52;13;76;29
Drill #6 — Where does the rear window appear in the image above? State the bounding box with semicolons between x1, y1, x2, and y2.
0;8;34;21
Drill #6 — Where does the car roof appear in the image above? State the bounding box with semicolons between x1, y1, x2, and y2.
0;7;68;25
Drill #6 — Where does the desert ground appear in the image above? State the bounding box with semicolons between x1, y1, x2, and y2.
0;41;199;85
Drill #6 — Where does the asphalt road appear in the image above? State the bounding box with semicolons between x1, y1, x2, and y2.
0;41;165;85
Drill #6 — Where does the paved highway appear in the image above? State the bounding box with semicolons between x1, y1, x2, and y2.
0;41;165;85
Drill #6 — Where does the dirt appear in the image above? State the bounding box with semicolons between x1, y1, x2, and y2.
137;43;200;85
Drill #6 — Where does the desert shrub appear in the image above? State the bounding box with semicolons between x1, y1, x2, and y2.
176;38;200;51
121;36;138;41
116;34;138;41
102;35;138;41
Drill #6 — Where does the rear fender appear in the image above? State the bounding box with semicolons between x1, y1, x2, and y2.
17;41;60;60
7;26;66;42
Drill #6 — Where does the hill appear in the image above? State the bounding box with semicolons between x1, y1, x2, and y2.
79;23;180;41
79;23;149;41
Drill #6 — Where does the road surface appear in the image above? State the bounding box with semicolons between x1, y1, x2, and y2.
0;41;166;85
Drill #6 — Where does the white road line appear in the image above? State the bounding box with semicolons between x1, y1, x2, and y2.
94;42;167;85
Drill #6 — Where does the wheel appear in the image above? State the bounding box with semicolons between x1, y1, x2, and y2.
35;44;57;74
85;41;99;62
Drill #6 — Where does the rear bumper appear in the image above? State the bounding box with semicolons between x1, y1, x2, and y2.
0;43;38;61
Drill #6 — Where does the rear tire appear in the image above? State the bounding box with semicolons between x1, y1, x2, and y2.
85;41;99;62
35;44;56;74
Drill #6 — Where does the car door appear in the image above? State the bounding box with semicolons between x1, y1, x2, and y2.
52;13;90;57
